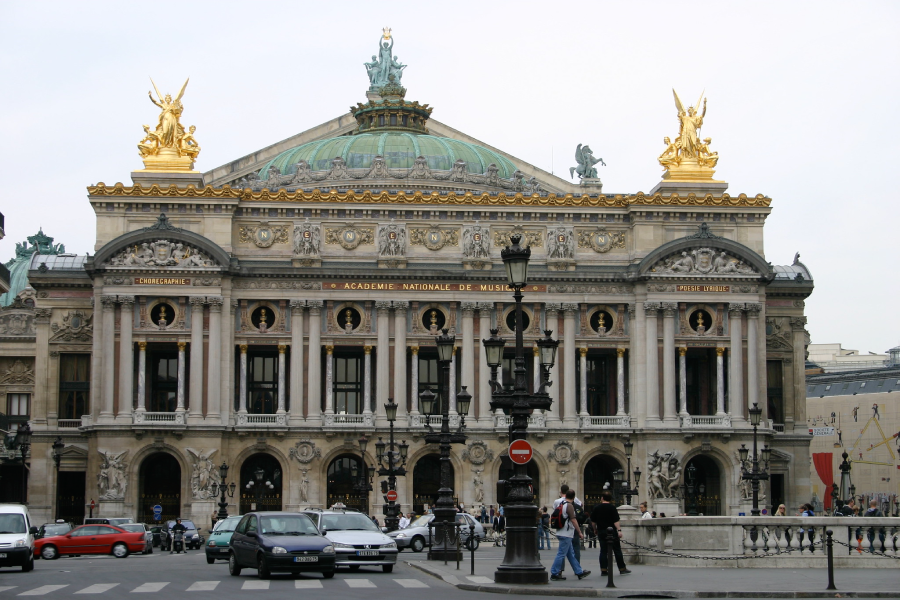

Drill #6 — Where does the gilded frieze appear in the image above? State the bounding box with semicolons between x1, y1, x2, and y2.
577;228;626;253
409;227;459;250
492;227;542;248
239;222;290;248
325;226;374;250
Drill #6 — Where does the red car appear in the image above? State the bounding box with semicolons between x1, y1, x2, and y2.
34;524;146;560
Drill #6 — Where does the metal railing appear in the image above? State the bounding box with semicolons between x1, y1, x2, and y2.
57;419;82;429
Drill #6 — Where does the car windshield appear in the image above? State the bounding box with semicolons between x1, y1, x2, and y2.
118;524;145;533
408;515;434;528
0;513;26;534
320;513;379;532
259;516;317;536
42;524;71;536
214;517;241;533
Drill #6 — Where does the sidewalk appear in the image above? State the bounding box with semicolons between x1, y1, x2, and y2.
405;547;900;598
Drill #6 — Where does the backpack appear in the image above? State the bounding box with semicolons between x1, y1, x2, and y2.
550;502;568;530
573;501;586;525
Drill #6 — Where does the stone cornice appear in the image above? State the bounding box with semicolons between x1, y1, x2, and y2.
87;183;772;208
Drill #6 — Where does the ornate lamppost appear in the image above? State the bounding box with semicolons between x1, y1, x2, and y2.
376;400;409;532
52;437;64;520
680;463;705;516
482;233;559;585
419;329;472;561
352;436;373;514
738;402;771;516
837;451;854;507
210;462;236;520
13;423;32;503
619;440;641;506
246;465;273;511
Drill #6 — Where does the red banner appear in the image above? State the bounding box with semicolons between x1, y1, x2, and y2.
812;453;834;511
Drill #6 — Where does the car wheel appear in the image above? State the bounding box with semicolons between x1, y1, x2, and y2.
411;536;425;553
228;553;242;576
22;555;34;572
41;545;59;560
322;570;335;579
382;564;394;573
257;554;271;580
348;565;360;572
112;543;129;559
206;555;215;565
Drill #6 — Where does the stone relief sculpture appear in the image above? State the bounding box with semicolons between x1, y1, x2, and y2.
107;240;215;268
547;227;575;259
0;359;35;384
647;450;682;499
293;219;321;256
462;224;490;259
765;317;793;350
98;450;128;500
377;221;406;257
49;311;93;343
473;469;485;503
186;448;219;500
546;440;580;465
461;440;494;465
0;312;34;336
570;144;605;180
289;440;323;464
653;248;755;275
299;470;310;503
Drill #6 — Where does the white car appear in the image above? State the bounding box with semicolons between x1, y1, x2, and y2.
388;513;485;552
304;509;398;573
0;503;36;572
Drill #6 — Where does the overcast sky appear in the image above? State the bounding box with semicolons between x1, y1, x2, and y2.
1;1;897;354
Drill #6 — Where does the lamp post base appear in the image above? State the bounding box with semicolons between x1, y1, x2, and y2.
493;504;548;584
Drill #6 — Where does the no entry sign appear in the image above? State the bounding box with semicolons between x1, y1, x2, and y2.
386;490;398;502
508;439;534;465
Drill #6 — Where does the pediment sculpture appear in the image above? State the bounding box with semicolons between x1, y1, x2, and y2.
652;247;756;275
50;310;93;343
106;240;216;268
0;311;35;336
0;359;35;384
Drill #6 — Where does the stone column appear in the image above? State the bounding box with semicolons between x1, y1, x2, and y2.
393;302;408;417
545;303;562;423
117;296;135;420
289;301;305;423
308;301;324;420
629;303;644;425
746;303;761;418
188;297;205;422
239;344;248;414
728;304;744;420
790;317;808;429
643;302;660;423
615;348;625;416
562;304;579;424
100;295;117;420
375;301;391;420
533;347;541;393
662;302;677;423
136;341;147;412
176;341;186;412
679;347;688;416
579;347;588;416
277;344;287;413
324;345;334;414
449;348;458;414
477;302;493;424
410;346;420;415
460;303;476;414
363;345;373;415
716;348;726;415
206;297;223;422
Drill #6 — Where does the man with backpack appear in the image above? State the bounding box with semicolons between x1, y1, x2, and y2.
552;485;584;569
549;489;590;581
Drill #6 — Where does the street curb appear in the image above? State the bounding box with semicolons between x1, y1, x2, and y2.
406;561;900;599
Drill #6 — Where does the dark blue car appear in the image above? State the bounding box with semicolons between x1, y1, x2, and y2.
228;512;335;579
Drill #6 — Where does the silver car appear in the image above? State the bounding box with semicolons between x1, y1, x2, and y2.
388;513;485;552
304;510;398;573
118;523;153;554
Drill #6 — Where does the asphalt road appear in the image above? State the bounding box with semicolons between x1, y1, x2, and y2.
0;547;550;600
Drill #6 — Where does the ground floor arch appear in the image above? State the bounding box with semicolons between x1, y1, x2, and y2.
498;456;540;505
684;454;723;515
582;454;623;507
138;452;182;522
412;454;456;513
239;453;283;513
326;454;367;513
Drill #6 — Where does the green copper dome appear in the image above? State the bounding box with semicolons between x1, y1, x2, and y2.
257;133;518;180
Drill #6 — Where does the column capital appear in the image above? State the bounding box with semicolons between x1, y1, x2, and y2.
278;344;287;353
240;344;248;354
627;303;636;319
189;296;206;307
679;347;687;357
728;303;745;317
34;308;52;322
207;296;224;312
476;301;493;312
178;341;187;351
561;303;579;315
101;295;117;310
325;344;334;354
579;347;588;357
119;295;135;307
289;299;305;312
643;301;660;313
231;298;239;312
617;347;626;358
410;345;419;355
138;341;147;350
745;303;762;317
393;301;409;311
308;300;324;315
461;302;477;315
533;346;539;357
661;302;678;317
545;302;562;314
375;301;392;313
364;345;372;354
716;347;725;357
789;316;807;329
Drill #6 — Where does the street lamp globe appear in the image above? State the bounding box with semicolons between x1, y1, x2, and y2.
536;330;559;370
500;234;531;288
218;461;229;482
738;444;749;464
634;467;642;485
358;435;368;455
761;445;771;468
375;438;386;462
384;399;398;422
623;439;634;459
456;386;472;416
749;402;762;427
399;440;409;460
436;329;455;363
419;388;436;416
482;329;506;375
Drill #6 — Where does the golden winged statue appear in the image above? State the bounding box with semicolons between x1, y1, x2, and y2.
658;89;720;180
137;78;200;171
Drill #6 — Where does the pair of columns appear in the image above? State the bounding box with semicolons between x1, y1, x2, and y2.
644;302;761;423
577;347;627;416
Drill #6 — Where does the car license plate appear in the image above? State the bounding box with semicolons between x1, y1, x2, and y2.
356;550;379;556
0;553;6;558
293;556;317;562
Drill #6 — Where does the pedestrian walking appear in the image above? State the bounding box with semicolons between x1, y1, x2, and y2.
539;506;551;550
480;505;488;524
863;500;885;552
549;489;590;581
590;491;631;575
552;484;583;571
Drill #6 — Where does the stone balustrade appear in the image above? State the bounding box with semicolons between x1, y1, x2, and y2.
578;415;632;428
236;413;287;426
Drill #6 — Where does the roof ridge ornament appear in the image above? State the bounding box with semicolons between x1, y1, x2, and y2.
365;28;406;93
142;213;182;233
687;222;720;240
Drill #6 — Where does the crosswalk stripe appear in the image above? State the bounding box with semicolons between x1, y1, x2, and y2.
0;587;19;594
241;581;269;590
19;586;69;596
394;579;429;588
294;581;323;589
130;583;169;593
75;584;120;594
345;579;375;588
185;582;220;592
466;576;493;584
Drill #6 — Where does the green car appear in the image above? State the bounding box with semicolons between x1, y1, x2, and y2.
205;516;242;564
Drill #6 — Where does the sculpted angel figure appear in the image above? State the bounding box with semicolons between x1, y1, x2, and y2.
98;450;128;499
148;78;189;148
668;251;695;273
672;89;707;159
